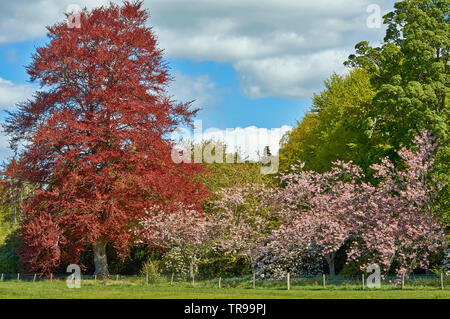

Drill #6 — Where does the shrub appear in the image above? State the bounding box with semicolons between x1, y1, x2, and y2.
140;259;160;284
0;230;22;273
161;247;192;277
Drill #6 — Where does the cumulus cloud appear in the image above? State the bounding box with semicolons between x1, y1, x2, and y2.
0;133;13;161
146;0;394;99
0;77;35;161
0;77;35;110
166;71;218;114
199;125;292;160
0;0;112;43
0;0;394;99
174;123;292;161
234;50;350;99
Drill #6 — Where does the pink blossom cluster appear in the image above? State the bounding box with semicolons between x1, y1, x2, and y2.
208;184;279;263
273;131;446;276
135;203;212;277
137;132;446;278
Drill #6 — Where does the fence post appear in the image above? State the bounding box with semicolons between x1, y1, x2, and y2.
401;274;405;289
287;273;290;290
116;274;119;282
146;273;149;285
94;274;97;284
322;274;326;289
218;277;221;289
17;273;20;281
1;274;3;281
33;274;36;282
252;273;256;289
441;272;444;290
362;273;365;290
170;273;174;286
50;273;53;282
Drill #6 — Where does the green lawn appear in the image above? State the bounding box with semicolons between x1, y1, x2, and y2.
1;280;449;299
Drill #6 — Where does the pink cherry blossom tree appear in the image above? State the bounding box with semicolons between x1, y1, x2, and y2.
274;161;363;275
253;224;323;279
136;204;211;278
347;131;446;276
270;131;445;277
209;184;279;267
135;132;445;279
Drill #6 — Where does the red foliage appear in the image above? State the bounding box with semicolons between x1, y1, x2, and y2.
3;1;210;274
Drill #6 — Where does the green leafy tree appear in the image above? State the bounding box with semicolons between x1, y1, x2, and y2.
279;114;319;173
0;204;12;246
345;0;449;225
0;180;23;273
174;139;275;275
180;139;273;194
279;69;379;173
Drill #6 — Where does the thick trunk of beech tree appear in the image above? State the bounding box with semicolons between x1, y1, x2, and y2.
325;252;336;276
93;241;110;277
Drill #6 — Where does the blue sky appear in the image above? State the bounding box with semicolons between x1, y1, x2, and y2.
0;44;306;129
0;0;395;162
167;58;308;129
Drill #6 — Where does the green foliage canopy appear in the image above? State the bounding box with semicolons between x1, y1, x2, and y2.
279;69;380;173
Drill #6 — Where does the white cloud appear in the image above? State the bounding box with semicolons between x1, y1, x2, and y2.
194;124;293;161
166;71;218;114
234;50;350;99
145;0;394;99
0;77;35;110
0;0;112;43
0;0;395;99
0;133;13;162
0;77;35;161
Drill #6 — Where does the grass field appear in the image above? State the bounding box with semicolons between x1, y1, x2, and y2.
1;280;449;299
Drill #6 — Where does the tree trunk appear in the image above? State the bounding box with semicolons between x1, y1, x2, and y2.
325;253;336;276
93;241;110;277
189;260;194;279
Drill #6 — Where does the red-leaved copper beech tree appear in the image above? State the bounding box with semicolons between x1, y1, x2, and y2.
3;1;210;276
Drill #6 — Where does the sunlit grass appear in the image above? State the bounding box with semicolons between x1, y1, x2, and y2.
0;278;449;299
